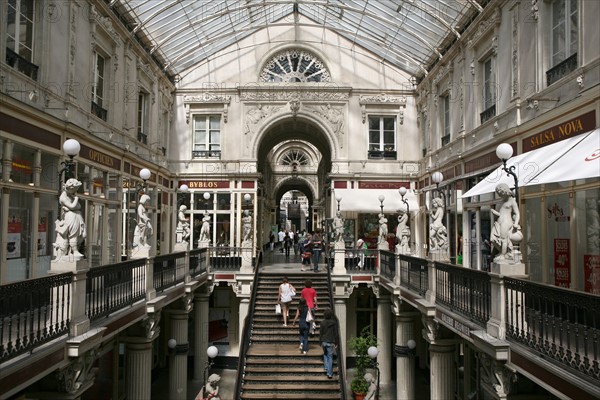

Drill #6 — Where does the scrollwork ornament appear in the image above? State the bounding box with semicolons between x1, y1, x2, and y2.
57;348;99;394
143;311;162;339
182;292;194;313
478;353;517;397
421;315;440;342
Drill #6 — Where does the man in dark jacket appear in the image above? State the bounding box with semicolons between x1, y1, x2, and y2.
319;309;338;379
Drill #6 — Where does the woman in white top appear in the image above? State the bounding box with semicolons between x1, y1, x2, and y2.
278;276;296;327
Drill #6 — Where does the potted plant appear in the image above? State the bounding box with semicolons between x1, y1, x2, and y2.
348;326;378;400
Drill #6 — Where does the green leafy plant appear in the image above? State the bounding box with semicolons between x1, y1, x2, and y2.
348;326;378;395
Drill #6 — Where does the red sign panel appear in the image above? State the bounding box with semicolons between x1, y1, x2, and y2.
554;238;570;288
358;181;409;189
584;254;600;295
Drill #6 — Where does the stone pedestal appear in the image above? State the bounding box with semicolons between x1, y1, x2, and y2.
429;249;450;262
130;246;150;259
174;242;189;252
332;240;346;275
240;244;253;273
491;261;525;276
50;259;90;336
378;241;390;251
198;240;210;249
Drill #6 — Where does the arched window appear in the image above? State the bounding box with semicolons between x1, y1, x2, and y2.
260;49;331;83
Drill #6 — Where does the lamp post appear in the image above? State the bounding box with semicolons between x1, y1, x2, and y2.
244;193;252;209
378;195;385;213
178;184;189;207
57;139;81;216
335;193;342;211
367;346;381;400
431;171;445;202
398;186;409;215
203;192;211;213
203;345;218;386
496;143;519;203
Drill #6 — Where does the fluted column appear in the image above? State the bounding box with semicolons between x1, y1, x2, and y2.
395;313;416;400
169;311;189;400
126;340;153;400
239;298;250;346
334;298;347;359
429;341;456;400
193;292;210;382
376;295;392;384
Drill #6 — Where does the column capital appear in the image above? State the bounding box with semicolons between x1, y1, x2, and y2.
55;345;100;396
477;352;517;399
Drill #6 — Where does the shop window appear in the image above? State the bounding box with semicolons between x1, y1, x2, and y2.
216;214;230;246
40;151;59;190
192;115;221;158
6;190;33;282
6;0;38;80
368;116;396;159
575;188;599;294
9;143;35;185
545;193;571;288
355;287;377;338
217;193;230;210
107;203;119;264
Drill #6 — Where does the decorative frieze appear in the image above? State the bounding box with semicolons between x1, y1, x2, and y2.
359;93;407;123
184;94;232;124
303;103;344;142
240;89;349;102
243;104;284;136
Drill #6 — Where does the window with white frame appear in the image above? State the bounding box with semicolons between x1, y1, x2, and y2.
483;58;495;111
6;0;38;80
368;116;396;158
137;93;149;144
91;51;107;120
441;95;450;145
193;115;221;158
552;0;578;67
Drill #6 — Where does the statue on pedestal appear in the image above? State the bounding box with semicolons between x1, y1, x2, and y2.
53;178;86;261
333;211;344;243
378;213;388;245
395;209;411;254
242;210;253;243
198;214;211;245
176;205;191;243
490;183;522;263
133;194;153;249
429;197;448;251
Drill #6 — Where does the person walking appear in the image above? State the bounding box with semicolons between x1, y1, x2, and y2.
291;297;310;354
300;279;318;313
319;309;338;379
283;231;292;257
278;277;296;327
312;229;323;272
278;228;285;252
269;231;275;251
300;237;313;272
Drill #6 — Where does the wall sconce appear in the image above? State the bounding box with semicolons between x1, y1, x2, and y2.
244;193;252;208
496;143;519;203
395;339;417;357
167;338;189;355
378;195;385;213
335;193;342;211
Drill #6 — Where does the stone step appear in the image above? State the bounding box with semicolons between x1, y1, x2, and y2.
240;394;341;400
244;366;338;374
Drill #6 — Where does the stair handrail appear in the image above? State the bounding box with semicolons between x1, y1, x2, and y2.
326;266;348;400
233;247;262;399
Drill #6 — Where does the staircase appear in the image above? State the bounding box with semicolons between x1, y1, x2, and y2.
239;271;343;399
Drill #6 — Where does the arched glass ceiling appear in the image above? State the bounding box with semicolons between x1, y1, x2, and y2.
112;0;484;80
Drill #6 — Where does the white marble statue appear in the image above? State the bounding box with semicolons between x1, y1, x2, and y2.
198;213;211;244
53;178;86;261
364;372;377;400
176;205;191;243
378;213;388;244
396;209;411;254
133;194;153;249
242;210;253;243
333;211;344;243
490;183;522;262
429;197;448;250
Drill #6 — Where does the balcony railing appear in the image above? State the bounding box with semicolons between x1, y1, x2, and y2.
546;53;578;86
153;252;187;293
379;250;396;281
480;104;496;124
368;150;397;160
192;150;221;159
344;249;378;273
5;48;39;81
91;101;108;121
399;254;428;296
137;131;148;145
210;247;242;271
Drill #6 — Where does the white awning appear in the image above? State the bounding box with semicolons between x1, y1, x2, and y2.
462;129;600;198
334;189;419;213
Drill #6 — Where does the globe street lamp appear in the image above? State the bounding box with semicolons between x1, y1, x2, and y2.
398;186;409;214
335;193;342;211
61;138;81;181
378;194;385;213
178;184;189;207
496;142;519;203
204;345;219;385
367;346;381;400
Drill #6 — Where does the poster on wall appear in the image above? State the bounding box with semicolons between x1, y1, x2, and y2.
38;217;47;256
584;255;600;294
554;238;570;288
7;216;22;259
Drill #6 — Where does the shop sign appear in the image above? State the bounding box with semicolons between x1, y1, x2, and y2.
584;255;600;295
438;310;471;339
7;216;22;259
547;202;570;222
554;238;570;288
523;111;596;152
11;158;32;173
183;181;229;189
358;181;409;189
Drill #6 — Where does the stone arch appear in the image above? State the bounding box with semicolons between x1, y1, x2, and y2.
257;44;334;82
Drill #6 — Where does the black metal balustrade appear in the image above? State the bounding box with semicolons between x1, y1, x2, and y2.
435;262;491;327
192;150;221;159
546;53;578;86
137;131;148;144
379;250;396;281
344;249;378;273
505;277;600;382
86;259;147;322
91;101;108;121
0;273;72;362
5;48;39;81
480;104;496;124
153;252;187;293
399;254;429;296
189;248;208;277
209;247;242;271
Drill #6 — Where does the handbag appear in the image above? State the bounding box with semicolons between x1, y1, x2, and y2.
306;309;314;322
275;304;282;315
290;288;296;296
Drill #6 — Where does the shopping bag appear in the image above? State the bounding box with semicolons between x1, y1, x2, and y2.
290;289;296;296
276;304;282;315
306;309;314;322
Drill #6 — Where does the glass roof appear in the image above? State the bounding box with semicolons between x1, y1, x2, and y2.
112;0;484;81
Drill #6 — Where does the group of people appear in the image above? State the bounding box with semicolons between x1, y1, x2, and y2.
278;278;338;379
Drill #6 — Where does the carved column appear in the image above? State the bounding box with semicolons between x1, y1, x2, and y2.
429;341;456;400
125;340;154;400
193;290;210;382
376;295;392;384
169;298;192;400
334;298;347;360
394;313;416;400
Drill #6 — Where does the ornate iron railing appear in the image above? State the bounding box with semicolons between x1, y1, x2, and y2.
505;277;600;383
5;47;39;80
91;101;108;121
189;248;208;277
379;250;396;281
0;272;72;362
480;104;496;124
153;252;187;292
546;53;578;86
399;254;428;296
209;247;242;271
344;249;378;273
326;263;348;400
435;262;491;327
86;259;146;321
